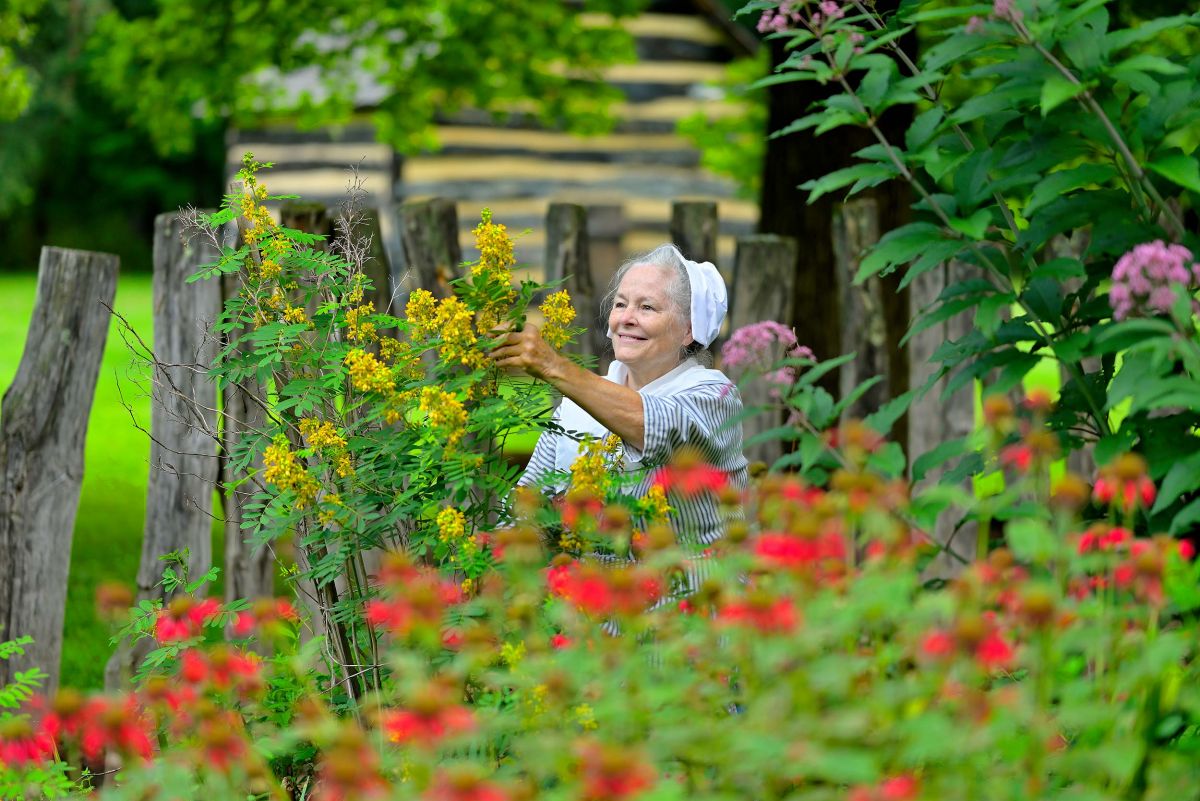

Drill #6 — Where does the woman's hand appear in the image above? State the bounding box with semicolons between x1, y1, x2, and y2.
490;324;564;381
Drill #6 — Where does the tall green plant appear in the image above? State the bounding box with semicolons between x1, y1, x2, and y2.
190;155;582;702
744;0;1200;535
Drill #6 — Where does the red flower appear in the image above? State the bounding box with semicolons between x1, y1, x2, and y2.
381;705;475;746
551;633;573;649
576;740;656;801
652;462;728;498
1179;540;1196;561
879;774;919;801
754;531;846;573
718;595;799;633
1000;444;1034;473
974;632;1015;670
1092;454;1156;512
154;596;222;643
425;770;510;801
920;630;955;660
0;717;57;767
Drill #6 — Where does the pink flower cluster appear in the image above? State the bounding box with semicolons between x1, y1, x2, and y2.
992;0;1023;22
756;0;845;34
1109;240;1200;320
721;320;815;399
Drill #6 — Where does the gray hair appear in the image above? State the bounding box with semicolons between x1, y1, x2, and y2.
600;243;712;367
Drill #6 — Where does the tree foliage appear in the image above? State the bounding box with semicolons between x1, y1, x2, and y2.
90;0;645;156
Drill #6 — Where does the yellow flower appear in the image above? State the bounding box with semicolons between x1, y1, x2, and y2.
436;507;467;543
345;302;377;343
540;290;576;350
436;296;488;370
472;208;516;277
282;304;307;325
642;484;671;522
318;494;342;526
461;577;474;594
500;641;526;667
299;418;347;450
262;435;319;509
418;387;468;448
569;437;612;497
344;349;396;395
259;259;281;280
334;453;354;478
405;289;439;341
573;704;598;731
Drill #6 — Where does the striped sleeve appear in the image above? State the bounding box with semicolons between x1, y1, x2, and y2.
628;382;745;470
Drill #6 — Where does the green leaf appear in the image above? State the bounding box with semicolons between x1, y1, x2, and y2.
1152;452;1200;514
1040;75;1087;116
948;208;990;240
801;162;897;204
912;436;969;482
1007;518;1057;564
1147;152;1200;193
905;107;944;151
856;222;943;281
1095;428;1138;465
867;442;906;478
1114;54;1187;76
1025;163;1118;216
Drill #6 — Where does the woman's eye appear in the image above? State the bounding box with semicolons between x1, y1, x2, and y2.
642;305;655;311
614;302;626;309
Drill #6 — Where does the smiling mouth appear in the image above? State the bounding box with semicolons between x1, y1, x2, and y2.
617;333;647;341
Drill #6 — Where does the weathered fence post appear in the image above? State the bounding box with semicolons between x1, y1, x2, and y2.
670;201;719;264
358;208;396;319
585;204;626;292
219;223;275;613
399;198;462;304
105;213;222;688
727;235;799;468
833;198;889;420
911;261;979;575
0;246;118;693
544;203;606;362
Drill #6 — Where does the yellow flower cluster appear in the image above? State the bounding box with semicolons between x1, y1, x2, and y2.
570;436;613;497
318;494;342;526
471;210;519;334
334;453;354;479
345;302;377;343
573;704;598;731
641;484;671;522
438;296;488;370
472;208;516;277
299;418;347;450
405;289;440;342
499;640;526;667
282;304;308;325
344;349;396;395
259;259;282;280
539;290;576;349
436;507;467;543
346;276;365;305
263;435;318;509
419;387;468;448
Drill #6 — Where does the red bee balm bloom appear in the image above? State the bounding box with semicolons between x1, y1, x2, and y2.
1092;454;1156;512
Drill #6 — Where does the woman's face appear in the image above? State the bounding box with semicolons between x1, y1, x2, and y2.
609;263;693;381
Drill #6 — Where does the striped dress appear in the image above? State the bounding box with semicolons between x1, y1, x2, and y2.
517;359;748;553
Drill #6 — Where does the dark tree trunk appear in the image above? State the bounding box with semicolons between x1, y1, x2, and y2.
757;13;913;441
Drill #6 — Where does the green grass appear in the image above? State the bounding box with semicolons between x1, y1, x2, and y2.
1;273;159;689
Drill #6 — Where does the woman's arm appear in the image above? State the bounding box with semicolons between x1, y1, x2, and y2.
490;325;647;450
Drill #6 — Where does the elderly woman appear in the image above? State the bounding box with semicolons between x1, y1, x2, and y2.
491;244;748;546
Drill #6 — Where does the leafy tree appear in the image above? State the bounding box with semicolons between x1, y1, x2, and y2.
0;0;44;121
90;0;645;156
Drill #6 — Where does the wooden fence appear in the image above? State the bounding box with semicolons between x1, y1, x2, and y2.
1;194;980;691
